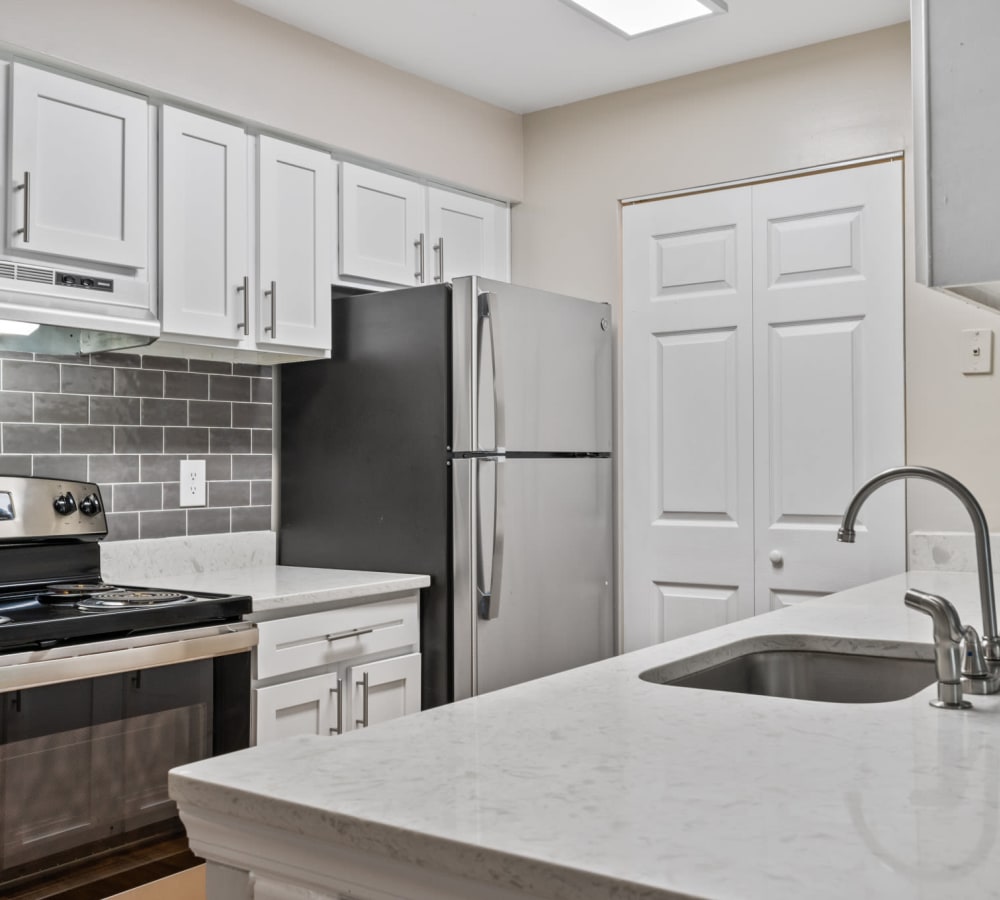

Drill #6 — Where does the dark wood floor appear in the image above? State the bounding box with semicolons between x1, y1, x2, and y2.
4;836;199;900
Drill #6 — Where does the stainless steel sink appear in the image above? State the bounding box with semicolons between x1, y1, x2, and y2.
640;644;936;703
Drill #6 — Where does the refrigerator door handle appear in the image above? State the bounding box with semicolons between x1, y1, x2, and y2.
477;457;505;620
478;291;507;452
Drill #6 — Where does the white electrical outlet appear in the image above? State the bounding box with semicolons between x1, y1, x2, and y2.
180;459;206;507
962;328;994;375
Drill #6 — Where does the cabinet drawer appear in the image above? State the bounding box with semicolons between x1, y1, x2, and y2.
255;596;419;681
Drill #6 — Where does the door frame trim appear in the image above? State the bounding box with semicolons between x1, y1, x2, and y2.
621;152;903;207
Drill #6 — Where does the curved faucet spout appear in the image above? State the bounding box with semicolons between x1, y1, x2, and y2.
837;466;1000;660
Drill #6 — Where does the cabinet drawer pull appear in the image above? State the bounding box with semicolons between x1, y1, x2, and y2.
355;671;369;728
328;676;343;735
14;171;30;243
236;275;249;334
433;236;444;282
264;280;277;337
325;626;374;642
414;232;425;283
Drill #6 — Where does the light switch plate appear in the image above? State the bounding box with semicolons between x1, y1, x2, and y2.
180;459;206;507
962;329;993;375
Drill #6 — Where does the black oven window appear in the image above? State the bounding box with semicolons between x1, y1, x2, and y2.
0;657;225;894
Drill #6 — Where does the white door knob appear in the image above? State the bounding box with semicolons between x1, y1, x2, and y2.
769;550;784;567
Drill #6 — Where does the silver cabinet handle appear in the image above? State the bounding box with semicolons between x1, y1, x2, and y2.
414;232;425;283
355;671;369;728
326;626;374;642
328;676;343;735
433;236;444;282
236;276;249;335
477;456;505;620
478;292;507;451
264;280;277;337
14;171;30;243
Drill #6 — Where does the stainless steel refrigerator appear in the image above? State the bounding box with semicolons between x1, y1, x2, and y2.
279;276;613;708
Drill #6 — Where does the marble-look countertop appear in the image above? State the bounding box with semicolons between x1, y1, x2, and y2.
121;565;430;618
170;571;1000;899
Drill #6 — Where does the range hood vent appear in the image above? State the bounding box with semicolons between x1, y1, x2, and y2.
913;0;1000;313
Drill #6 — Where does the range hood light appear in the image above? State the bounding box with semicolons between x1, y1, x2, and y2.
0;318;41;336
561;0;727;38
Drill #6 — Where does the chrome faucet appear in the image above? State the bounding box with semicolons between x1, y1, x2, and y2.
837;465;1000;677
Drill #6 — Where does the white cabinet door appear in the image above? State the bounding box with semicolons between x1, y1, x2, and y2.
9;63;148;269
622;187;755;650
258;136;333;352
254;672;341;744
339;162;425;285
427;187;508;282
160;106;249;342
346;653;421;731
751;162;905;613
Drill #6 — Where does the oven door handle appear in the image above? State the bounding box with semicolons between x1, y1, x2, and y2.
0;623;257;692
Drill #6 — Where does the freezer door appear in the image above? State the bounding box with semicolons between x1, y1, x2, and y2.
453;456;613;698
471;277;612;453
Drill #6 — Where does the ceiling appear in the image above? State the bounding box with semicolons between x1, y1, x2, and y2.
234;0;909;114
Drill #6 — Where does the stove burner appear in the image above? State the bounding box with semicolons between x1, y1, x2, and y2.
76;590;194;611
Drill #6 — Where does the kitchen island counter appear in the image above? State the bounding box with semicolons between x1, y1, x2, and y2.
170;570;1000;900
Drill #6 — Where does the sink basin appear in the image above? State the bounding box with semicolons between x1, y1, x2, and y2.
640;643;936;703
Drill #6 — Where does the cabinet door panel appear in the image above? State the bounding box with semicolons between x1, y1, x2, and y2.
161;106;249;341
427;188;507;282
340;162;424;285
10;64;148;269
346;652;421;731
254;673;340;744
258;136;333;351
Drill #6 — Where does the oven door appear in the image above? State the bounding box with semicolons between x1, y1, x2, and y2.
0;623;254;895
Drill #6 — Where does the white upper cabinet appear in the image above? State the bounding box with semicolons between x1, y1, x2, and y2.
427;187;508;282
160;106;249;342
339;162;425;285
340;162;509;286
258;136;333;352
9;63;148;270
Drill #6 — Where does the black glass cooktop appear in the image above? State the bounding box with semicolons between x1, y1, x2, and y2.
0;582;251;651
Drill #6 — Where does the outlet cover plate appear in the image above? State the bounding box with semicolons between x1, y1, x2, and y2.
180;459;206;507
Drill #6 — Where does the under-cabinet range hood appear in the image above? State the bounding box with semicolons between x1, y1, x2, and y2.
913;0;1000;312
0;259;158;355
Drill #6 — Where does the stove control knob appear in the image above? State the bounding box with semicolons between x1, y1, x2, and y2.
53;492;78;516
80;494;102;516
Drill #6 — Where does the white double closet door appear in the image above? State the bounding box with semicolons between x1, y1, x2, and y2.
622;160;904;650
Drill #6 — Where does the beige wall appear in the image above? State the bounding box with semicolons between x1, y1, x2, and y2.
0;0;522;201
513;23;1000;533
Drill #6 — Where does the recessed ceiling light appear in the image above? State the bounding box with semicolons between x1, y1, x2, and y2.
560;0;728;38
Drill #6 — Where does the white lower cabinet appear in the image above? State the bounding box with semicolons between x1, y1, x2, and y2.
252;594;421;745
346;652;422;730
255;672;341;744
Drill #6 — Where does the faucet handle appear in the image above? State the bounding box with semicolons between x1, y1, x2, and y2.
904;589;972;710
963;624;990;678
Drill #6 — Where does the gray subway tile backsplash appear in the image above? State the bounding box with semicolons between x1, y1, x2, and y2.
0;352;273;541
61;364;114;395
34;393;89;424
2;360;61;392
62;424;115;454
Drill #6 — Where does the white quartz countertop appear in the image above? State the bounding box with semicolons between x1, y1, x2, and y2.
170;571;1000;899
128;565;429;618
